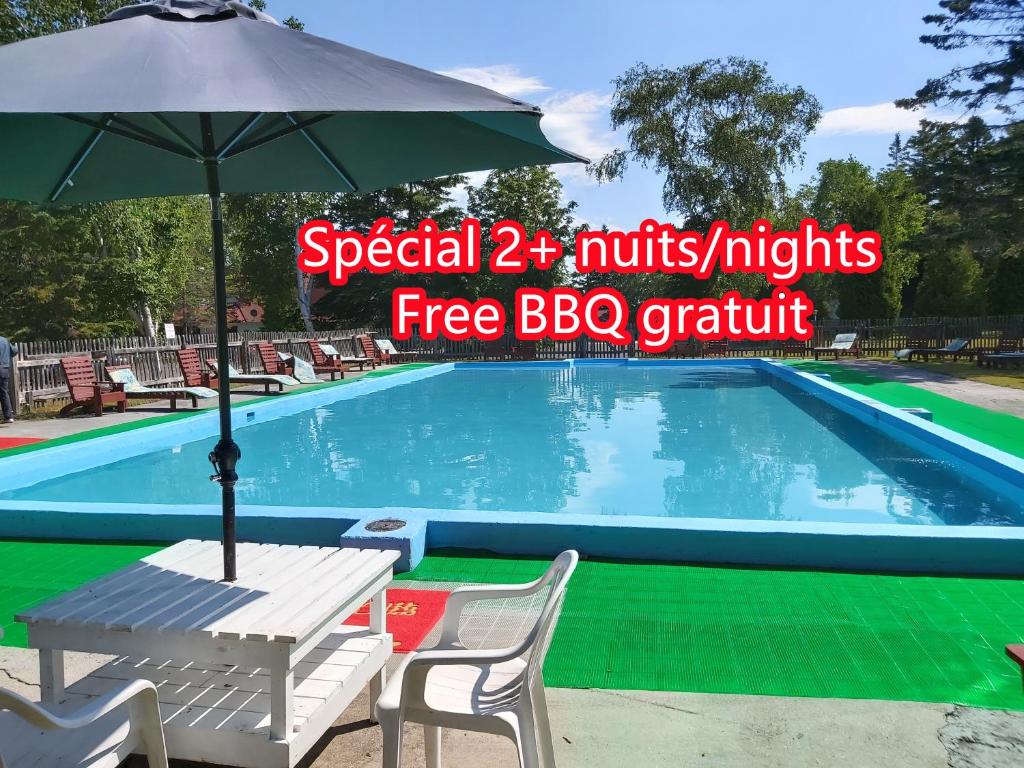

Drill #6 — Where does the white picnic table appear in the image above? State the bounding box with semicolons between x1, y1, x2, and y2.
16;539;400;768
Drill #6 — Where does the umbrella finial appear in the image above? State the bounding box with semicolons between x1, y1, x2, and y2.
104;0;281;25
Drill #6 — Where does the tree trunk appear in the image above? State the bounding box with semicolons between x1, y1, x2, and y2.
295;240;315;334
139;303;157;338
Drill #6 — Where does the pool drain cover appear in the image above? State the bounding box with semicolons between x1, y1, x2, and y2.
365;518;406;533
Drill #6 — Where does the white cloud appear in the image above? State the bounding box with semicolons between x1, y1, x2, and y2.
539;91;616;171
436;65;617;182
816;102;952;136
437;65;550;98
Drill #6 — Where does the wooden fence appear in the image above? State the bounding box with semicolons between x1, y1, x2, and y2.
7;315;1022;410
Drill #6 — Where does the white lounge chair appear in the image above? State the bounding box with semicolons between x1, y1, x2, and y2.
375;550;578;768
813;332;861;360
375;338;420;363
0;629;168;768
205;359;299;393
105;364;217;410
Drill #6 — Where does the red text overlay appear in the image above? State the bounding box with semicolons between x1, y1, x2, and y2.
297;217;882;351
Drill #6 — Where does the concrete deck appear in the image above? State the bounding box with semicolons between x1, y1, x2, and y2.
0;366;385;441
841;360;1024;418
1;645;1021;768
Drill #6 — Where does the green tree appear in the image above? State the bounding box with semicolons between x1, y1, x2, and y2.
897;0;1024;118
313;177;469;328
808;159;925;319
915;243;987;316
988;245;1024;314
594;58;821;229
468;167;579;317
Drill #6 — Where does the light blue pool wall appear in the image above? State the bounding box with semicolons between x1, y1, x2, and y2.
0;358;1022;576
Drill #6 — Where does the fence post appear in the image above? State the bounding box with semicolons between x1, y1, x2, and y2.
9;360;21;415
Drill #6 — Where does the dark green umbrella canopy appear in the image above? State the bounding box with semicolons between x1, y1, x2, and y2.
0;0;583;204
0;0;584;580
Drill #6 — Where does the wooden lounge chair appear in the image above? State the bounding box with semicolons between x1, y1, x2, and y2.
0;628;169;768
813;332;861;360
205;359;298;394
701;339;729;358
978;352;1024;369
59;356;127;417
375;338;420;363
895;338;972;362
176;346;219;389
776;338;807;358
313;342;378;370
104;364;217;411
511;340;538;361
254;341;294;377
976;335;1023;367
355;334;381;364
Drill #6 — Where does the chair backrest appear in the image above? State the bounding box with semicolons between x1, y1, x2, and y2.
377;338;399;355
105;365;146;393
176;347;205;387
254;342;280;374
946;338;970;352
356;334;380;360
521;550;578;686
60;356;98;402
831;333;858;349
307;340;328;366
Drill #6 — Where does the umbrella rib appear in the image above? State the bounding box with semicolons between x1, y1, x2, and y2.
60;114;200;161
215;113;265;160
108;114;205;161
285;113;357;192
219;113;333;160
151;113;206;158
48;113;113;203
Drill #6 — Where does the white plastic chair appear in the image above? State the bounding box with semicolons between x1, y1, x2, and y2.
375;550;578;768
0;630;168;768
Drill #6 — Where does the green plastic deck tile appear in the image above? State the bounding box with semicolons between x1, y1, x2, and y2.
786;361;1024;458
0;540;165;647
397;551;1024;710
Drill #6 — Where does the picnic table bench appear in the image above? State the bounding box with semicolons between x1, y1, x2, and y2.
16;540;399;768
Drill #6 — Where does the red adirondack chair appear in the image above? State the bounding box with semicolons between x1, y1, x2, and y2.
355;334;382;364
176;347;219;389
254;342;293;377
59;356;127;417
306;340;346;380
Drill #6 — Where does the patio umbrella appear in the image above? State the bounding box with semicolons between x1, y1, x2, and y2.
0;0;584;580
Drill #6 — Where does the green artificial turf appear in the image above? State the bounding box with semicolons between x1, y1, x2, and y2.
787;361;1024;458
0;540;166;647
398;551;1024;710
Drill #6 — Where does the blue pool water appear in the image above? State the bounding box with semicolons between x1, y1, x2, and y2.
3;366;1021;525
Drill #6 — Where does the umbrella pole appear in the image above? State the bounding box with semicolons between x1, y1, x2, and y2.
202;114;241;582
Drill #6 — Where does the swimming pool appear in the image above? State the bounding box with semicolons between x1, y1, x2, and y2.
0;360;1022;573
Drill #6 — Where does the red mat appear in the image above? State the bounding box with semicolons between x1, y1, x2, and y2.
0;437;45;450
344;588;450;653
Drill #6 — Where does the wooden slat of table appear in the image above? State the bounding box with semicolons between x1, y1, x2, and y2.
263;550;397;643
25;541;227;627
15;540;217;624
147;545;333;636
216;549;382;642
109;543;283;632
173;546;354;639
63;628;384;737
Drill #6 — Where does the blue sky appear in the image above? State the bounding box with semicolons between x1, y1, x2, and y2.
266;0;967;228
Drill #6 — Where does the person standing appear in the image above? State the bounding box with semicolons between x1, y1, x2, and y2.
0;335;18;424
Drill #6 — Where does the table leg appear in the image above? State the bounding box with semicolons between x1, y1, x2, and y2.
39;648;64;706
368;586;387;722
270;660;294;742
